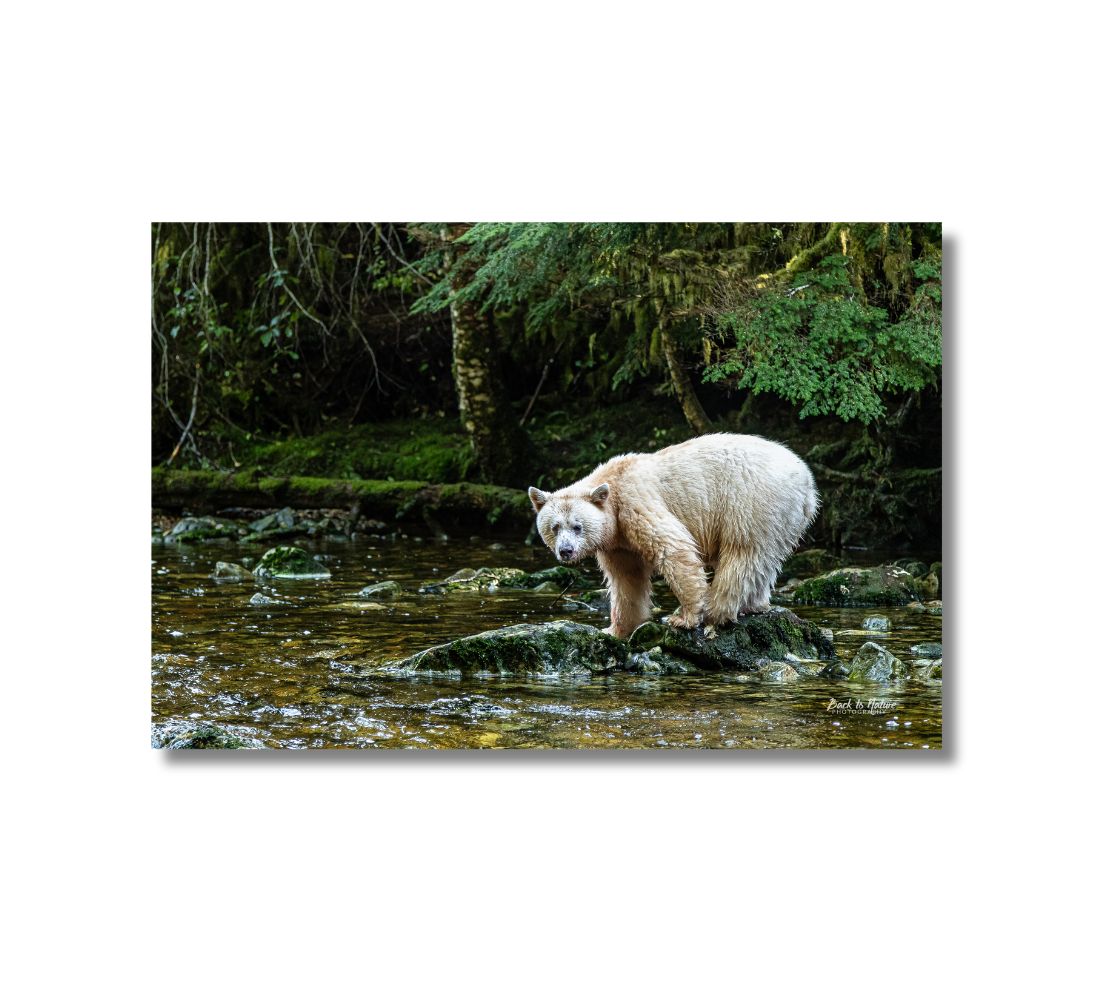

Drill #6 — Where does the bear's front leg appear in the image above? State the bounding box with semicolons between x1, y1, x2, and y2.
658;546;709;630
597;549;652;638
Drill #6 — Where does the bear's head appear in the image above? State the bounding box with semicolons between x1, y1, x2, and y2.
528;483;611;564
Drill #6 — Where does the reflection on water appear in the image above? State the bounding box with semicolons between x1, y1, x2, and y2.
152;535;943;749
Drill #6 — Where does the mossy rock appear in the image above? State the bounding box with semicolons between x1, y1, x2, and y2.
360;609;834;680
163;516;242;545
916;569;941;600
895;559;929;577
370;620;631;678
418;564;595;595
792;566;922;607
846;642;909;682
252;545;331;580
152;721;266;749
357;580;402;600
782;548;842;579
629;609;836;671
910;642;942;657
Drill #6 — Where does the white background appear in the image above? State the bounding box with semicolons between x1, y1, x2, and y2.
3;2;1117;997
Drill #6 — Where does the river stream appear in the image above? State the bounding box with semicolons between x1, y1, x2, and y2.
152;534;943;750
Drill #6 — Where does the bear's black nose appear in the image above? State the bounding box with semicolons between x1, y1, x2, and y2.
558;545;575;561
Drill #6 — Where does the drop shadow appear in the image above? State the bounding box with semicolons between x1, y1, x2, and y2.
156;227;956;769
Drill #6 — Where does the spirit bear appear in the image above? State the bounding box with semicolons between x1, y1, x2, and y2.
528;433;819;638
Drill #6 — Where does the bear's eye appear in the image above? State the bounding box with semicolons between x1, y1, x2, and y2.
551;523;560;533
572;524;581;533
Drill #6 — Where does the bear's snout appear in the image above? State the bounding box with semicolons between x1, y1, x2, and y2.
557;544;576;562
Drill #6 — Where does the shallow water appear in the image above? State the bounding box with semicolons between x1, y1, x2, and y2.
152;535;943;750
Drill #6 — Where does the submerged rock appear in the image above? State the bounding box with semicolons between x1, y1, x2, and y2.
910;642;942;657
212;560;252;581
325;599;389;612
418;564;596;595
253;545;331;579
907;599;943;616
792;566;922;607
862;615;892;631
913;658;943;681
846;641;909;682
249;592;281;606
357;580;402;600
152;721;266;749
561;589;611;613
757;661;801;683
164;516;241;545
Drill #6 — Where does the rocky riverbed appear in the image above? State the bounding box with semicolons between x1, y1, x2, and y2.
152;511;943;750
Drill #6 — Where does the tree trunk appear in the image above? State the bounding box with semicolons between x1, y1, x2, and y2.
661;327;713;435
445;225;531;486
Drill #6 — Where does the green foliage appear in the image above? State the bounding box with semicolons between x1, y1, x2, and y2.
152;223;448;464
411;222;799;397
702;236;942;422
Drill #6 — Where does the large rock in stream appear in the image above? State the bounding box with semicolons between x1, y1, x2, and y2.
359;609;835;679
253;545;331;580
791;565;923;607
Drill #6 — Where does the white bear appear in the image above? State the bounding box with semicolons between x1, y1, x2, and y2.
528;433;819;638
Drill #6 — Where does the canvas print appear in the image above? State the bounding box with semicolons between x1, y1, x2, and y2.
152;223;943;749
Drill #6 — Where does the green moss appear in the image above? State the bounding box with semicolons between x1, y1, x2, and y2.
238;419;473;483
253;545;331;579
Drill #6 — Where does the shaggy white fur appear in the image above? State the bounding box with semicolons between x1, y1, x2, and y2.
529;433;819;638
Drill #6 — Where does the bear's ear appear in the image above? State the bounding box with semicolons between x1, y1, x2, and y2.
589;483;610;505
528;486;551;512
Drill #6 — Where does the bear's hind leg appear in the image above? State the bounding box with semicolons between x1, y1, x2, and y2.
739;555;779;614
708;548;755;625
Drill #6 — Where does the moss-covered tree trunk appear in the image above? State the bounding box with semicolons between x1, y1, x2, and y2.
445;225;531;485
661;327;713;435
